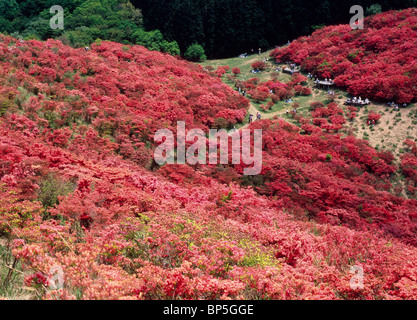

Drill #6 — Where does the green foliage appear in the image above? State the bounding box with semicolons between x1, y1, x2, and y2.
366;4;383;16
2;0;414;59
0;0;21;21
221;191;233;203
0;244;25;299
58;0;143;46
240;174;265;189
0;0;416;59
0;98;13;117
312;24;326;30
138;0;417;58
184;43;206;62
161;40;181;56
0;0;178;56
36;173;76;210
133;29;180;55
64;27;97;47
238;239;278;268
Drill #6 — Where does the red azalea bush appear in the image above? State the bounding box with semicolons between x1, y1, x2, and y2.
270;8;417;103
250;86;270;103
347;106;358;121
2;34;417;300
237;118;408;241
251;61;268;71
232;67;241;76
368;112;382;124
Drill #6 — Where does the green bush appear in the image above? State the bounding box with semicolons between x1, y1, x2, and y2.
184;43;206;62
36;173;77;211
366;4;382;16
0;245;25;299
0;0;21;21
0;0;179;56
133;29;180;56
0;98;12;117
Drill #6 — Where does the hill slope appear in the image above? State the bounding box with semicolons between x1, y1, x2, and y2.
271;8;417;104
1;30;417;300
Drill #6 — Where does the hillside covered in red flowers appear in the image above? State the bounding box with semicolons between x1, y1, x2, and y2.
1;14;417;300
270;8;417;104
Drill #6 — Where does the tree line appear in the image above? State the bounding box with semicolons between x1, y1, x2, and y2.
133;0;417;58
0;0;181;55
1;0;416;60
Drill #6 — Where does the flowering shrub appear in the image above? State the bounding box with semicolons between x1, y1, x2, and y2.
270;8;417;103
232;67;241;76
367;112;382;124
251;61;268;71
1;34;417;301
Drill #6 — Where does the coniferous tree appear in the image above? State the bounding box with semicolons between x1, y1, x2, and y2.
134;0;417;58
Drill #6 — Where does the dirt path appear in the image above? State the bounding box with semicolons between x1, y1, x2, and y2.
240;85;323;129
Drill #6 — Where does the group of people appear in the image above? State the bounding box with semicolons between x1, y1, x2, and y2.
248;112;262;123
240;47;268;60
273;61;302;75
314;78;334;85
308;74;335;90
240;49;262;58
242;48;264;57
388;102;407;110
345;96;370;106
282;63;299;75
367;119;377;127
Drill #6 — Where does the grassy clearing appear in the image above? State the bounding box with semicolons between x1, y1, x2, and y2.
0;240;29;300
197;49;417;164
199;50;293;87
199;50;349;126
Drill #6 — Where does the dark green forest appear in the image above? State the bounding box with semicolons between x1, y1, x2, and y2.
0;0;180;55
133;0;417;58
1;0;417;59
